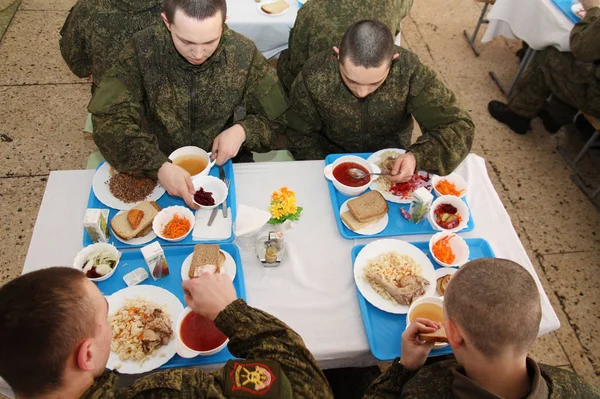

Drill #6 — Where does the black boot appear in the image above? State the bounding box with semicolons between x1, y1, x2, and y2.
538;107;563;134
488;101;531;134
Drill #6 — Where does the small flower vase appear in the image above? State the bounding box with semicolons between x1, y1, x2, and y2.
273;219;295;234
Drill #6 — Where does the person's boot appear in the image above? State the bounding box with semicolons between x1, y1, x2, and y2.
575;114;596;138
538;107;563;134
488;101;531;134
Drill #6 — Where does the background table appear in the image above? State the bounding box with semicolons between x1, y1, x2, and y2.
482;0;574;51
226;0;299;58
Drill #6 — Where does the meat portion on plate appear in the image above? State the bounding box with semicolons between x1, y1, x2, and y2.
366;271;430;305
142;308;173;354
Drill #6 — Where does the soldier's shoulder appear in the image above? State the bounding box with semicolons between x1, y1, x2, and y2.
540;364;600;397
130;24;168;49
400;359;457;397
223;28;258;53
301;50;337;81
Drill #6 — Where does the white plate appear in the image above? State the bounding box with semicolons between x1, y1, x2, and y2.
180;249;237;281
367;148;432;204
106;285;183;374
92;162;166;211
354;239;436;314
257;0;291;16
111;210;157;246
434;267;458;297
340;198;388;235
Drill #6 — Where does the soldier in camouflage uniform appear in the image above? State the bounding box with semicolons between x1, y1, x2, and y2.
363;258;600;399
89;0;288;209
488;0;600;134
59;0;162;93
276;0;414;93
284;20;474;180
0;268;334;399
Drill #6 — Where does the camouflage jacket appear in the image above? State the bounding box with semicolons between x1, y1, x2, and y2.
89;24;288;177
284;48;475;176
277;0;414;92
363;357;600;398
81;299;333;399
570;7;600;68
59;0;162;92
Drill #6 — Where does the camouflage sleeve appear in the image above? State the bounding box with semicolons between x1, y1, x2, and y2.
215;299;333;398
363;358;418;398
570;7;600;63
238;48;289;153
59;5;91;78
88;41;168;177
406;64;475;176
282;72;326;160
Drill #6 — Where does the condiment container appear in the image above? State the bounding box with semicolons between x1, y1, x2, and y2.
257;231;285;267
83;209;110;243
407;187;433;224
123;267;149;287
141;242;170;280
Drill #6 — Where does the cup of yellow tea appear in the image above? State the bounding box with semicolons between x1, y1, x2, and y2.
406;296;448;347
169;146;216;179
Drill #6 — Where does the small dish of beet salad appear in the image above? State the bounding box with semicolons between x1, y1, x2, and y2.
191;176;228;210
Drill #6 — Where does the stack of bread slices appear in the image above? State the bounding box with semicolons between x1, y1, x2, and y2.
341;191;388;231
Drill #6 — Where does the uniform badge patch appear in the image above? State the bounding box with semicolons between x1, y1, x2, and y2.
224;360;281;398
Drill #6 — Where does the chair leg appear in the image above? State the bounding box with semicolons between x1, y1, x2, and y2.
559;130;600;207
489;48;537;97
463;3;490;57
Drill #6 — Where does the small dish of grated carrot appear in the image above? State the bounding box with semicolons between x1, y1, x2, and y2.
152;205;195;242
432;173;467;198
435;180;464;197
163;214;191;239
432;235;456;264
429;231;470;267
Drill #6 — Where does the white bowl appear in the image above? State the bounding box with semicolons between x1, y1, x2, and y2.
73;242;120;282
429;195;470;233
406;296;448;348
175;307;229;358
432;173;468;198
323;155;381;197
168;146;215;179
191;176;228;210
429;232;470;267
152;206;195;242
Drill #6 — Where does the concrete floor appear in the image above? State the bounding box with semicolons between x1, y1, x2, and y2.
0;0;598;393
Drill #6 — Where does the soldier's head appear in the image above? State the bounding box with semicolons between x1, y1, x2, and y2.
162;0;227;65
444;258;542;364
334;20;399;99
0;267;112;397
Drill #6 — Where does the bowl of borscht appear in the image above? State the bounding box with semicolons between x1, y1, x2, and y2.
323;155;381;196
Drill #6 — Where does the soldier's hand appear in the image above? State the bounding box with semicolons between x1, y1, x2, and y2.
182;273;237;321
157;162;199;210
212;124;246;165
400;318;440;371
581;0;600;10
387;152;417;183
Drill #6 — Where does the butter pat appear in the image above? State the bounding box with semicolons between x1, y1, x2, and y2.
83;209;110;243
123;267;149;287
141;242;170;280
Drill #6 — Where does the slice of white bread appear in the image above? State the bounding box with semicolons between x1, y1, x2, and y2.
341;210;383;232
189;244;224;279
261;0;289;14
347;191;388;222
110;201;161;240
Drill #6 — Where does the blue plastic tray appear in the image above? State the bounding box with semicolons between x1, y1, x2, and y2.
97;243;246;368
352;238;495;361
83;161;237;248
325;153;475;239
551;0;580;23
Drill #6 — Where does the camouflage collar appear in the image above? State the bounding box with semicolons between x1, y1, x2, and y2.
80;369;118;399
164;24;230;73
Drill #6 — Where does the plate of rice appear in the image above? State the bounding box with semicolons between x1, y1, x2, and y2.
106;285;183;373
354;239;436;314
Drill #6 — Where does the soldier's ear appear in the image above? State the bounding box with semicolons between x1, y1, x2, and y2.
332;46;340;60
161;13;172;31
392;53;400;60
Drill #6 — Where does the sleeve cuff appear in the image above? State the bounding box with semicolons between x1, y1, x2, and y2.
214;299;250;337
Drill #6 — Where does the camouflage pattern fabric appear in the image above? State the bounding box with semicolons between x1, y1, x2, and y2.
508;7;600;120
59;0;162;92
284;48;475;176
88;24;288;177
363;357;600;398
81;300;333;398
277;0;414;92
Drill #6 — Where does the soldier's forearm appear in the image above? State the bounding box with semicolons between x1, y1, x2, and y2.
363;358;418;398
570;7;600;62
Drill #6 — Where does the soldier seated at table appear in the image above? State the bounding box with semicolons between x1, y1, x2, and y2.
284;20;475;183
276;0;414;93
89;0;288;209
363;258;600;399
59;0;162;94
0;268;333;399
488;0;600;135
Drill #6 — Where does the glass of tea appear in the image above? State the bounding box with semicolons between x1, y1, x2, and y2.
168;146;215;178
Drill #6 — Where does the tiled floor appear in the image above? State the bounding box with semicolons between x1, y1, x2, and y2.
0;0;598;394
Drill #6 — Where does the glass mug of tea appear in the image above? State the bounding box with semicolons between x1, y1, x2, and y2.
168;146;216;179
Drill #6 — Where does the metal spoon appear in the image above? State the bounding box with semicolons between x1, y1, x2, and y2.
347;168;397;180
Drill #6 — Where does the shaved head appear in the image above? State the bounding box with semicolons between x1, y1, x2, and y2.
339;19;395;68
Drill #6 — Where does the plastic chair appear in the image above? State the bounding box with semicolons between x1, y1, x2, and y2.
463;0;496;56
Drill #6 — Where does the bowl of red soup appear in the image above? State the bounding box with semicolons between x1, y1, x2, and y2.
176;307;229;358
429;195;470;233
323;155;381;196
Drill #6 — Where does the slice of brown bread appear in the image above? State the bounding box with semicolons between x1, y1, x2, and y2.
111;201;161;240
347;191;388;222
341;211;382;231
261;0;289;14
189;244;220;279
419;327;448;343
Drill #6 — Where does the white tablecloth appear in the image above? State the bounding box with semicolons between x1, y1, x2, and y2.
226;0;299;58
14;154;559;397
482;0;574;51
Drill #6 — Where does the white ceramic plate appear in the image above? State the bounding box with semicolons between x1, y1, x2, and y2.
106;285;183;374
257;0;291;16
92;162;165;211
340;198;388;235
434;267;458;297
180;250;237;281
354;239;436;314
111;210;157;246
367;148;432;204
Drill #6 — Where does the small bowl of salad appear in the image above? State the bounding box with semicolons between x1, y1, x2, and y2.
73;243;120;282
429;195;469;233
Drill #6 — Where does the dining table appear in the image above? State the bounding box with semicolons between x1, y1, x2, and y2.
0;153;561;398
